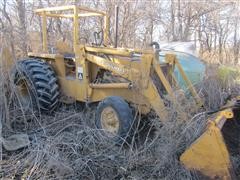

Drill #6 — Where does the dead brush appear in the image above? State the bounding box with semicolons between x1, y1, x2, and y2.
0;63;240;179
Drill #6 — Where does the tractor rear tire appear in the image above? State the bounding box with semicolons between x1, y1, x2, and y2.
95;96;134;144
13;58;60;112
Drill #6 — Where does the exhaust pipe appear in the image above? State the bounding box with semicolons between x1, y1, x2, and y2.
114;5;119;48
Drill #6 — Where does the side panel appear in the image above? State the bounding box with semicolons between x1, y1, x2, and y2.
50;55;86;101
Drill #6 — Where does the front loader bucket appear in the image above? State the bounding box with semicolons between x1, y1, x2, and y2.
180;109;237;179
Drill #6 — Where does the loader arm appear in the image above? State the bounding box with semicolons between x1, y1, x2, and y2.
84;48;168;120
83;46;201;120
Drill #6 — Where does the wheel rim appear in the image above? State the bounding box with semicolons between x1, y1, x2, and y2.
100;106;120;136
16;78;32;109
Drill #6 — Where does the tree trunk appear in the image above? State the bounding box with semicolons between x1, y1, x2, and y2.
218;27;223;64
177;0;182;40
234;17;239;65
16;0;28;56
171;0;176;41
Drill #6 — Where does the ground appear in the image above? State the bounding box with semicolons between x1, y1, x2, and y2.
0;68;240;179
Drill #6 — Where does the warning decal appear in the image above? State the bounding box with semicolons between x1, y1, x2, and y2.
77;66;83;80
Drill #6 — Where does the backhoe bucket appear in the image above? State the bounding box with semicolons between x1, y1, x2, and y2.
180;109;238;179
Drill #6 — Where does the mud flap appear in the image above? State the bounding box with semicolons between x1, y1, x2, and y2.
180;110;235;179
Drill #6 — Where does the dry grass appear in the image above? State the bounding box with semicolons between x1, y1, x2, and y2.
0;63;239;179
201;49;240;65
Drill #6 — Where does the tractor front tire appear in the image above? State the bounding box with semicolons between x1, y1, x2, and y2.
13;58;60;112
95;96;134;144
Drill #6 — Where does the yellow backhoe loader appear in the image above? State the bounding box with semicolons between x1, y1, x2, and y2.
3;5;239;179
10;5;201;142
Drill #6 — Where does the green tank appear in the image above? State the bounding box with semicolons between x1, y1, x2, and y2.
159;51;206;90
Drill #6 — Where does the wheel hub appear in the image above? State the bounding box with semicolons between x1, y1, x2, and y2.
100;106;119;136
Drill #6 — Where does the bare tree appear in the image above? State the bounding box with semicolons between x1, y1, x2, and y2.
233;1;240;65
0;0;16;59
0;0;239;64
16;0;28;56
